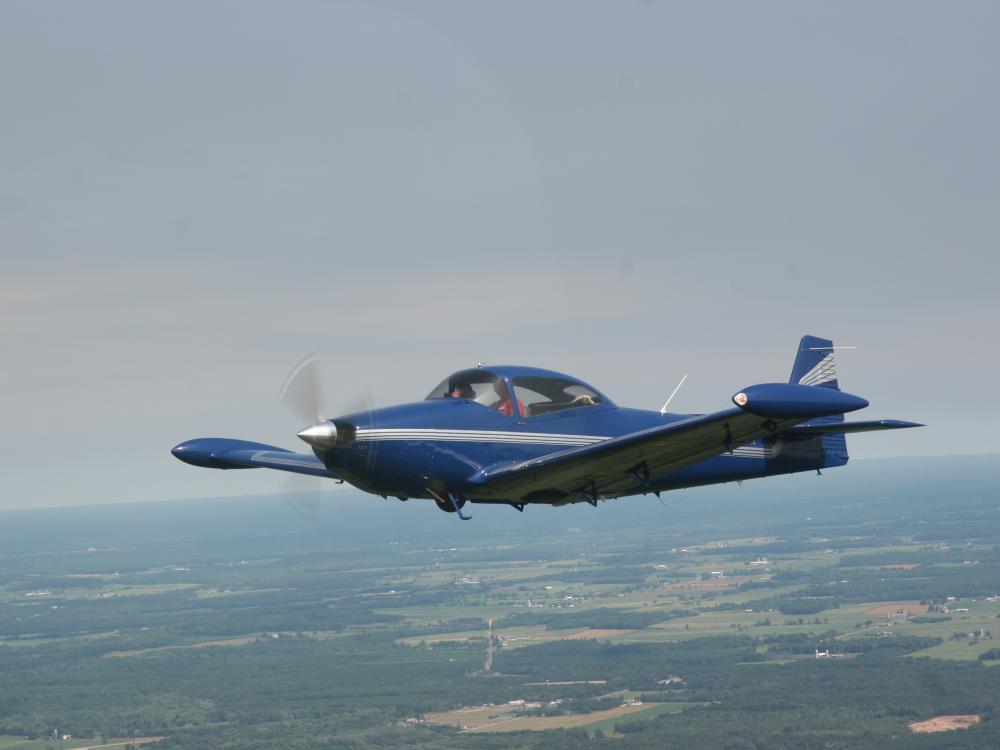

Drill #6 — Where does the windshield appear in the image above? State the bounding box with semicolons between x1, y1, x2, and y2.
425;369;508;409
511;376;603;417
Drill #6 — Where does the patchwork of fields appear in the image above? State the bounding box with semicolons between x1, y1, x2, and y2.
2;455;1000;748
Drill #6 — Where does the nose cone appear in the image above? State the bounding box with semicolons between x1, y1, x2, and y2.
297;422;338;449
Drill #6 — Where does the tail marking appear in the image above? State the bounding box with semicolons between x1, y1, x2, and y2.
798;353;837;387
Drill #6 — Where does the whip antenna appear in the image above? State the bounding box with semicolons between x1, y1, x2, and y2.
660;374;688;415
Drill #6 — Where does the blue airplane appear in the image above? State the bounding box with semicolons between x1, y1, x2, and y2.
172;335;921;520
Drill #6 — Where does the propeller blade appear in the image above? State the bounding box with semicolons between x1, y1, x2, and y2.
350;390;378;475
279;353;325;424
341;390;374;419
279;473;324;520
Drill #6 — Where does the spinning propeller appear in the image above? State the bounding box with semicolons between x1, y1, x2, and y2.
276;355;377;515
279;354;339;449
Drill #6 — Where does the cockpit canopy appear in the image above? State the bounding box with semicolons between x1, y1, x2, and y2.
425;367;608;418
425;369;504;407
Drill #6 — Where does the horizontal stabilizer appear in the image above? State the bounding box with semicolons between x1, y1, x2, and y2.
783;419;923;436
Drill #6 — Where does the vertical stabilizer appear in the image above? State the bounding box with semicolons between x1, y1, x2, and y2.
790;335;840;390
790;335;848;467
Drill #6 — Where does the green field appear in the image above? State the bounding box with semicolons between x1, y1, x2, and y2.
0;737;147;750
3;455;1000;749
581;701;701;737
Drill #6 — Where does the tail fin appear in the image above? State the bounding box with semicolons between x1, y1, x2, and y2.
790;335;848;467
790;335;840;390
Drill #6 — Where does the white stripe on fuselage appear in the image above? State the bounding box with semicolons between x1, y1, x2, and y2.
354;428;606;446
728;438;783;458
352;428;782;457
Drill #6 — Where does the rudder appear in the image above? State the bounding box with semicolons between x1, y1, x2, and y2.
789;335;848;467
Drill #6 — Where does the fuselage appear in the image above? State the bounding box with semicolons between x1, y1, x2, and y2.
324;392;836;505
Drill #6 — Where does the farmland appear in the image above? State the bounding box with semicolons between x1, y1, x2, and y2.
2;454;1000;748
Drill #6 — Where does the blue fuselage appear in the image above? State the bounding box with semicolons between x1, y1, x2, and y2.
327;398;837;503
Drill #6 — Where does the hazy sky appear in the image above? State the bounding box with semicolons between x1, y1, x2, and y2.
2;1;998;508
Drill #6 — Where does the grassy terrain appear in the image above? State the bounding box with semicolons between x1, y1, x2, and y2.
463;703;667;733
2;455;1000;748
0;738;155;750
582;701;696;737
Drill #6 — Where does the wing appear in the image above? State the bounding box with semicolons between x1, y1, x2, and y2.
463;382;882;503
463;407;803;503
171;438;337;478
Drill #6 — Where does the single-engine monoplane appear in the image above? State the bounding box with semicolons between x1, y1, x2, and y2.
172;335;921;519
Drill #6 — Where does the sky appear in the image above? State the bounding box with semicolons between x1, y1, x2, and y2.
1;1;998;508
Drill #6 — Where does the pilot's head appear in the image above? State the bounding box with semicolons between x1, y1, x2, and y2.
450;383;475;399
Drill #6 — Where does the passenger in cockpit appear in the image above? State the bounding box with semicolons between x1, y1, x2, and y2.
489;379;524;417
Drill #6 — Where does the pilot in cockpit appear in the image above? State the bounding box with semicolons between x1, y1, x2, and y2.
449;382;476;399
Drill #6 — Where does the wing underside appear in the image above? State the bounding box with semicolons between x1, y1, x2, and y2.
171;438;337;478
463;408;805;503
217;449;335;477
